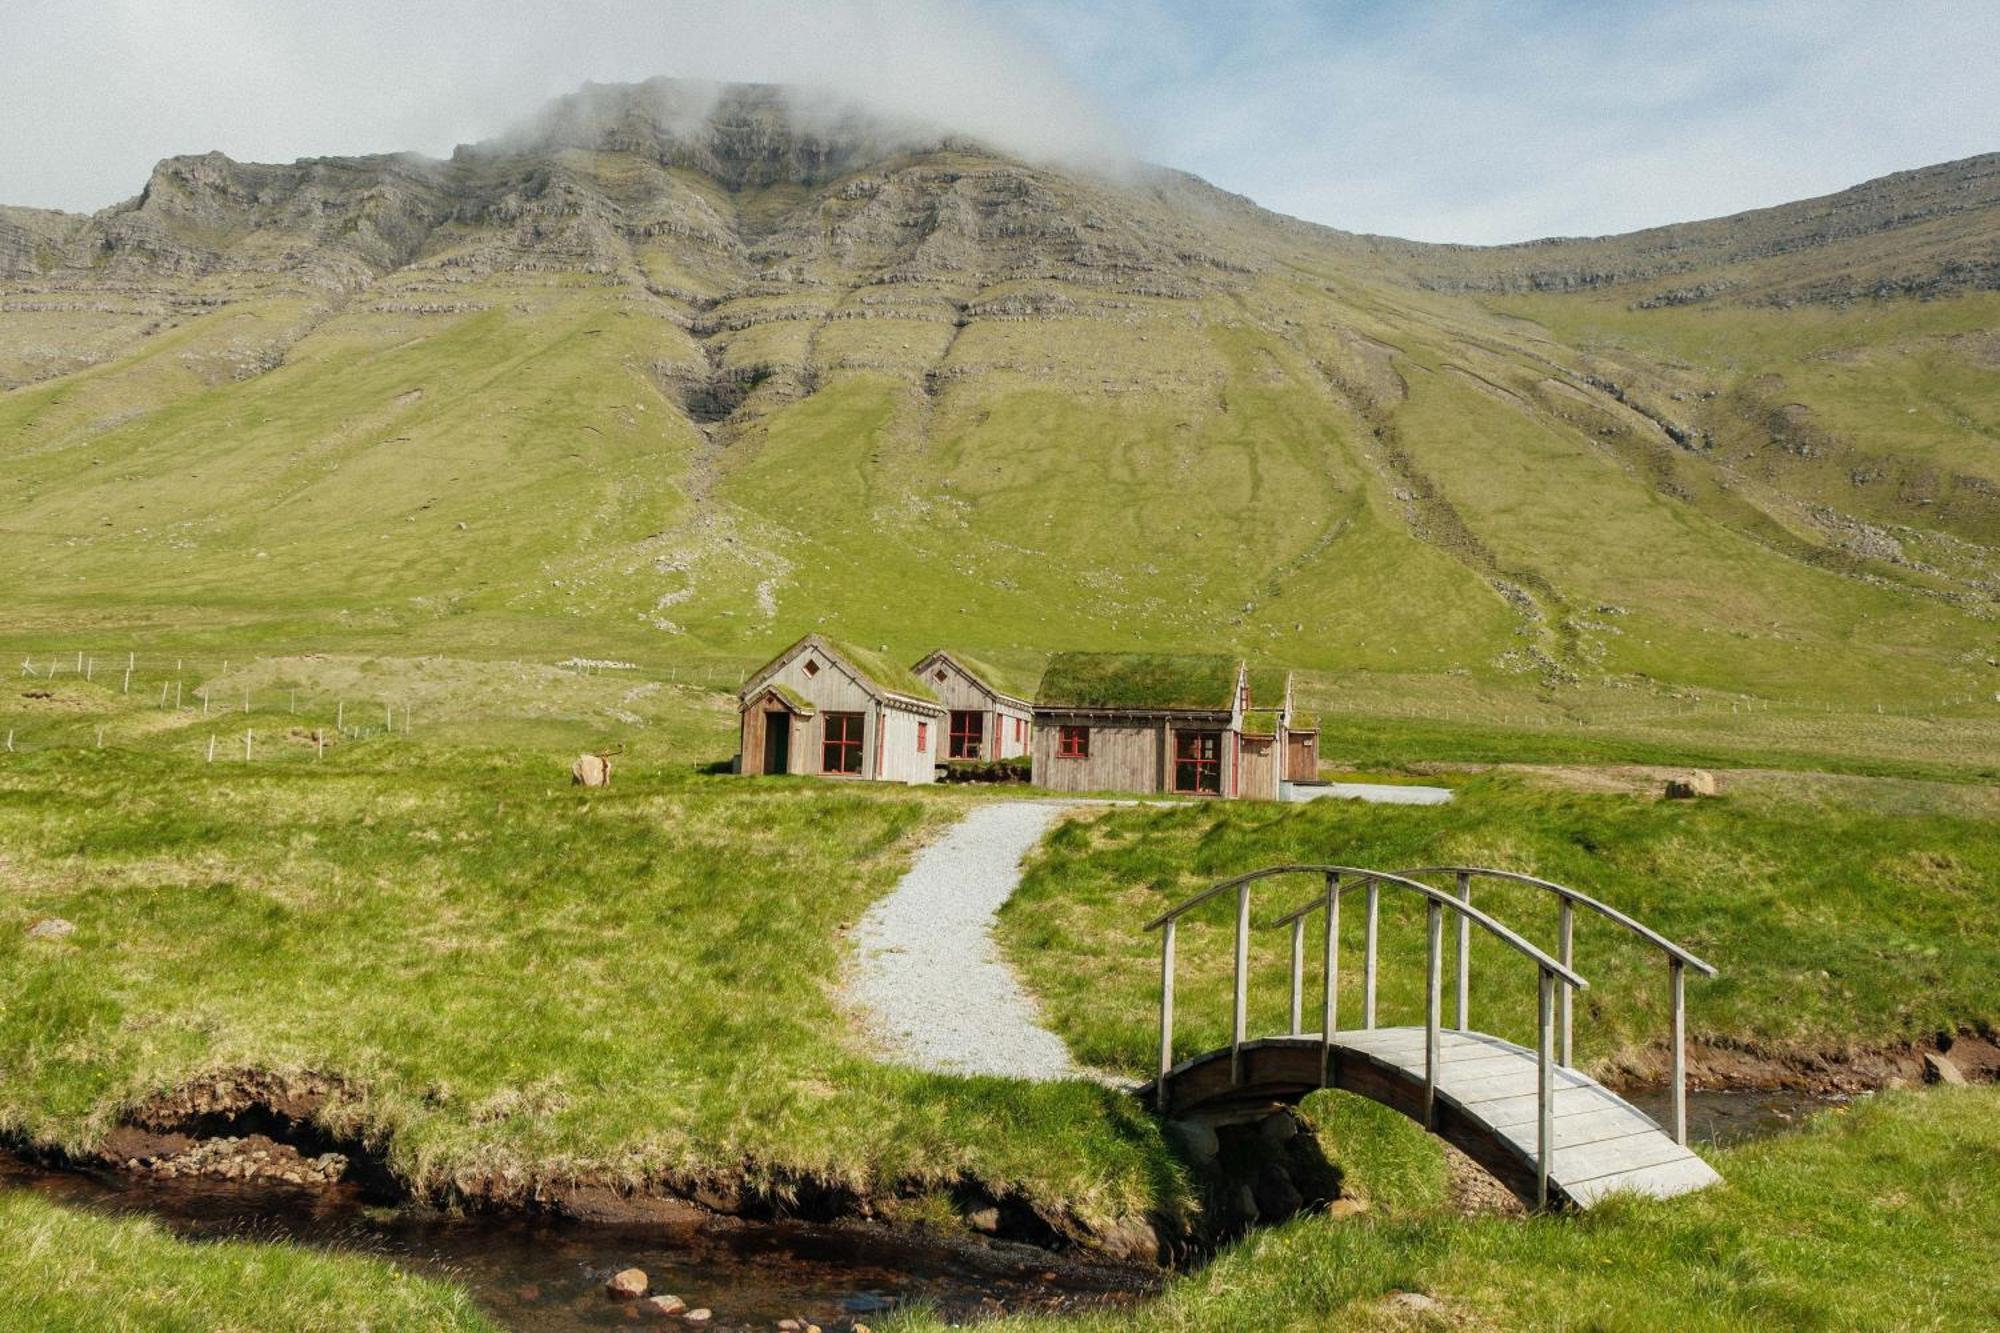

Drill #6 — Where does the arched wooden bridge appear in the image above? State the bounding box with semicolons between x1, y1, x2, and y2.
1140;865;1721;1211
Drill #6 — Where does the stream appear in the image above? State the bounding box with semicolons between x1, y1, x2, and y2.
1;1086;1840;1330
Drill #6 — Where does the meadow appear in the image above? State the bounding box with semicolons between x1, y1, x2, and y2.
890;1087;2000;1331
995;770;2000;1082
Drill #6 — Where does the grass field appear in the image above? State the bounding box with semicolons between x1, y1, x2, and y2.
0;1190;493;1333
0;744;1175;1237
998;774;2000;1079
890;1087;2000;1331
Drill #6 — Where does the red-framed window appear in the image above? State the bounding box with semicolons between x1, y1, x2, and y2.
1174;730;1222;794
917;721;929;754
822;712;864;774
949;710;984;759
1058;725;1089;758
1013;716;1024;744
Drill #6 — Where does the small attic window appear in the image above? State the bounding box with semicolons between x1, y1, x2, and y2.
934;669;947;682
804;659;820;678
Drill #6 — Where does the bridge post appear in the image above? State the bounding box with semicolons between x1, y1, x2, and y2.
1670;957;1687;1146
1232;882;1250;1085
1158;917;1177;1112
1455;870;1471;1031
1424;898;1442;1129
1320;872;1340;1085
1288;917;1305;1035
1537;967;1555;1210
1363;878;1380;1029
1558;897;1574;1067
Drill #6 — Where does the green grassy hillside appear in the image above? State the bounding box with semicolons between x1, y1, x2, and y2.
2;83;1995;741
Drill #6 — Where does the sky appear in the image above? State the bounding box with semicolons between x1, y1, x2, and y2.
1;0;1995;243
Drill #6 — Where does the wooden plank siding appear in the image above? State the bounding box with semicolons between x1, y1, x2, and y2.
737;638;942;785
1240;734;1279;800
912;653;1035;759
1286;730;1320;782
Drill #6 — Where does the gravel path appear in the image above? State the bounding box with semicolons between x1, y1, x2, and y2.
848;801;1083;1081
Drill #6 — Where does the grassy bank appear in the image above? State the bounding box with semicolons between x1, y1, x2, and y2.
0;1191;493;1332
1000;776;2000;1077
0;746;1172;1233
892;1086;2000;1331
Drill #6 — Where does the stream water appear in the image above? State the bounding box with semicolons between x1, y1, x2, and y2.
0;1086;1839;1330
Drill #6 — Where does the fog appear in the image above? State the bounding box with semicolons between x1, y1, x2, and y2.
0;0;1134;214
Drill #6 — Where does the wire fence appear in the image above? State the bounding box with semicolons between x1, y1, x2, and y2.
5;648;762;761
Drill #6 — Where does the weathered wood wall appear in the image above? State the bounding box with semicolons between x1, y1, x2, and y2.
1286;730;1320;782
1033;717;1164;793
1239;735;1278;800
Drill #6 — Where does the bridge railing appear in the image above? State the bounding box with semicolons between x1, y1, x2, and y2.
1146;865;1587;1208
1392;867;1716;1146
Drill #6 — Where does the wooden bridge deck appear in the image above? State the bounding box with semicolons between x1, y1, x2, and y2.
1146;1025;1720;1210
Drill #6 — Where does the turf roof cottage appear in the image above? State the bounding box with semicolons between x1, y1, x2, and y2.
737;635;946;783
1031;652;1315;799
738;638;1317;797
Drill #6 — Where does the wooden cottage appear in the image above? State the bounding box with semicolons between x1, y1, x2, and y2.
1031;653;1317;800
737;634;945;784
1031;652;1248;797
1237;666;1319;798
910;650;1036;761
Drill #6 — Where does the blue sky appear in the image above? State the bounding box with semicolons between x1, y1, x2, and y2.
990;0;2000;240
3;0;1996;242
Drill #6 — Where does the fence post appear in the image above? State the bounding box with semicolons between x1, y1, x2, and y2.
1558;898;1575;1067
243;729;252;761
1158;917;1177;1111
1537;968;1555;1210
1232;882;1251;1085
1424;897;1443;1130
1670;957;1687;1147
1363;877;1380;1029
1288;916;1305;1036
1455;870;1472;1031
1321;872;1340;1085
207;735;215;763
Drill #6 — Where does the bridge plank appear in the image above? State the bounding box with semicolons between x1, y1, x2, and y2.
1565;1155;1722;1206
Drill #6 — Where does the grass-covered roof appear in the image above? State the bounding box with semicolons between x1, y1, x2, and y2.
925;650;1042;702
819;636;939;702
745;634;939;703
1036;652;1241;712
1241;709;1280;736
1244;666;1290;710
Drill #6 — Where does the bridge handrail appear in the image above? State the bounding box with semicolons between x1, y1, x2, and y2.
1144;864;1585;989
1394;866;1715;975
1391;865;1714;1148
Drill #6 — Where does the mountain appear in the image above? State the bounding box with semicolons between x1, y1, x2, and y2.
1;79;1995;712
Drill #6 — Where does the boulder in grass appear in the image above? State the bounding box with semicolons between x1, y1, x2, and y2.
1923;1051;1967;1086
572;753;612;787
1663;770;1718;799
605;1268;649;1299
26;917;75;941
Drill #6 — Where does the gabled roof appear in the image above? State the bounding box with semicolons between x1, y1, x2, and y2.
740;633;940;706
747;681;816;714
913;649;1041;706
1036;652;1243;712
